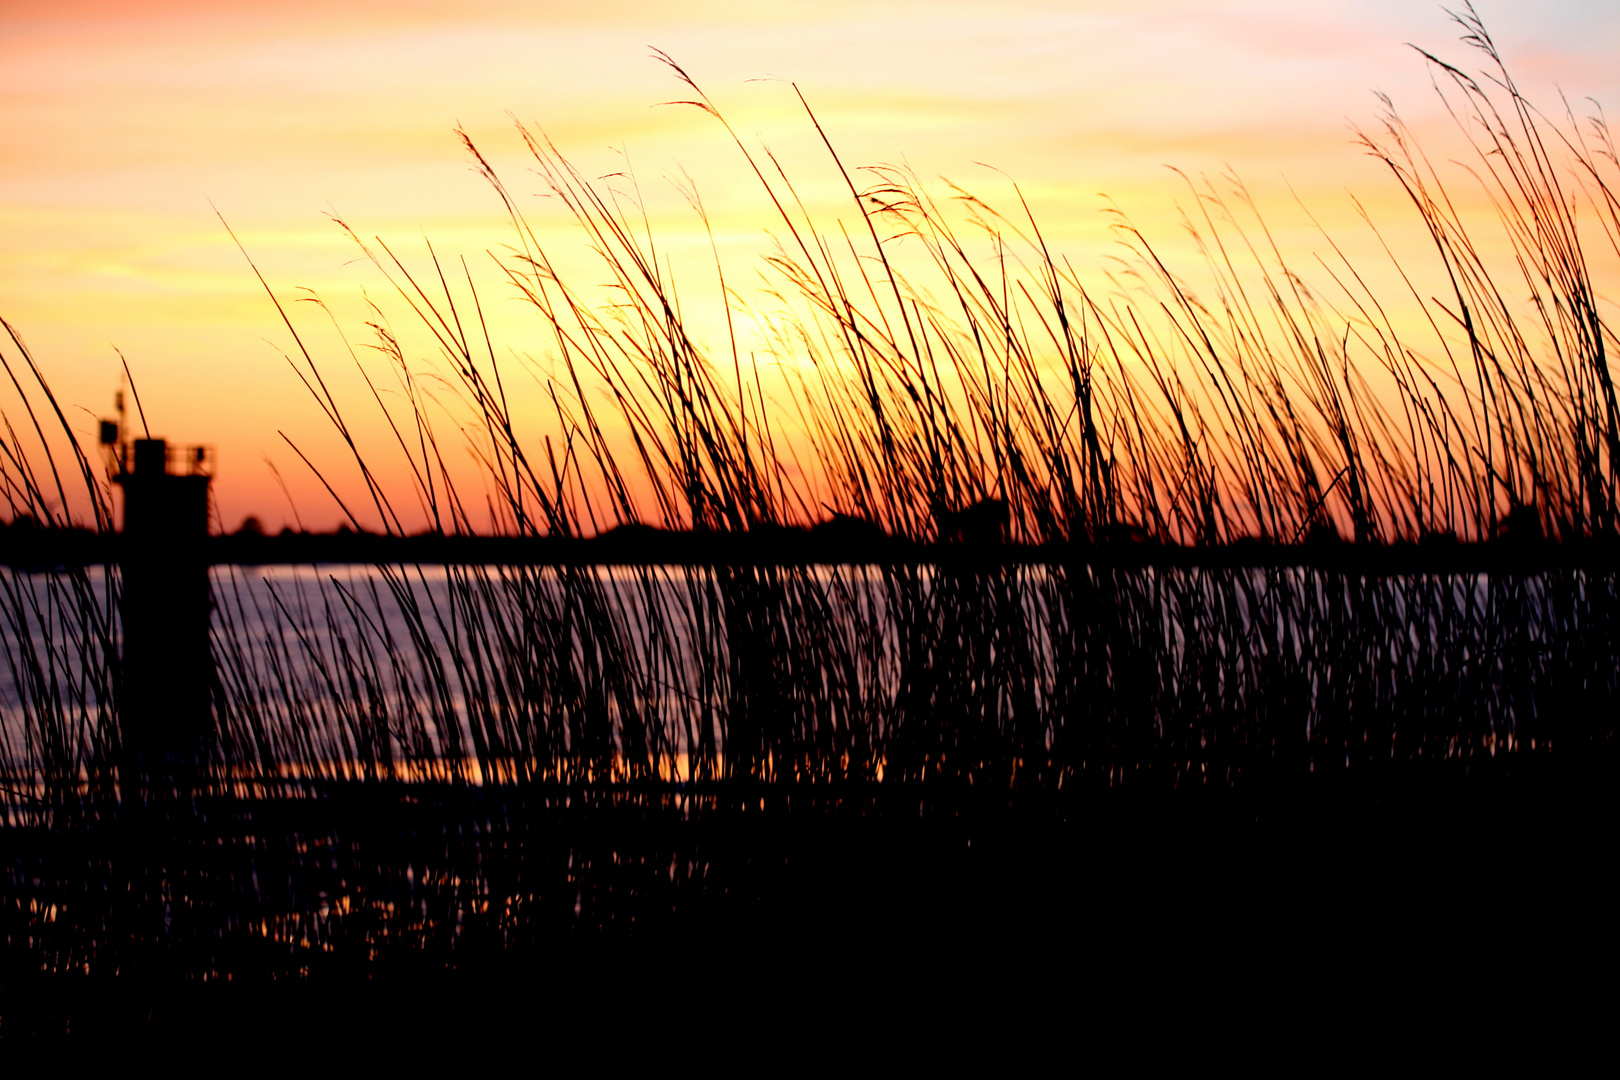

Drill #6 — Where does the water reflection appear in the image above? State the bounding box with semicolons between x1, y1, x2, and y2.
0;560;1611;1010
0;563;1609;789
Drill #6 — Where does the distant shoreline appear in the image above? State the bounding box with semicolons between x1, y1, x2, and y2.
5;521;1618;573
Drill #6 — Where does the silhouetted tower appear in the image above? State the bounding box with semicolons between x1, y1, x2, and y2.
104;410;214;771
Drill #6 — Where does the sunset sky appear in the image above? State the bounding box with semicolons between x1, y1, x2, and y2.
3;0;1618;532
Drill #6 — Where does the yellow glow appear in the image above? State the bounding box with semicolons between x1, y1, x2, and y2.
3;1;1617;531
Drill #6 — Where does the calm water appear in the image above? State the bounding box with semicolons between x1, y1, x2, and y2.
0;561;1588;781
0;563;1602;998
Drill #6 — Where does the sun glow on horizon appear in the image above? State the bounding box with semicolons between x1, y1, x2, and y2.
3;0;1618;533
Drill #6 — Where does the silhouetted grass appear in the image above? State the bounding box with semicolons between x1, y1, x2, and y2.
182;10;1618;786
0;319;118;813
0;5;1605;795
0;9;1615;1002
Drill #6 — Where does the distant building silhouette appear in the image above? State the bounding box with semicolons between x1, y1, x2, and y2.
106;425;213;772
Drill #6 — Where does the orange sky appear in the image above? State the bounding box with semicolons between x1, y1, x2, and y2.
3;0;1618;532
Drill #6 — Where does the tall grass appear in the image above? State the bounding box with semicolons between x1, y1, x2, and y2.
0;9;1614;802
1;11;1615;993
0;320;118;811
279;17;1616;557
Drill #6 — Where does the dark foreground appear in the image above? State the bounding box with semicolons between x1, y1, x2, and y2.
2;753;1612;1045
